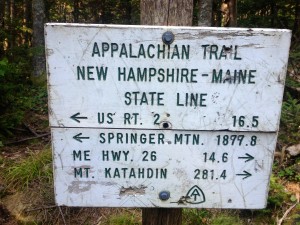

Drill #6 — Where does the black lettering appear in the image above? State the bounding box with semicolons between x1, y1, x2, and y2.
234;46;242;60
212;69;222;83
113;168;120;178
202;44;209;59
119;43;128;57
96;67;108;81
77;66;85;80
111;43;118;57
210;45;218;59
182;45;190;59
102;150;109;161
147;44;155;58
124;92;131;105
102;42;109;57
99;133;106;143
137;68;147;81
249;70;256;83
138;44;146;58
157;45;165;59
129;44;137;58
118;67;126;81
73;150;82;161
105;168;111;178
92;42;100;57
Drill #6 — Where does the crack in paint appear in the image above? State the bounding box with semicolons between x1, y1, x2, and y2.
68;181;97;194
119;185;147;196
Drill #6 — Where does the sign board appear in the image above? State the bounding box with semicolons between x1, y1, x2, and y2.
45;24;291;209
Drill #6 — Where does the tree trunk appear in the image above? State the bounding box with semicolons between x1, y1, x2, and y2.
142;208;182;225
140;0;193;26
221;0;237;27
198;0;213;26
4;0;10;50
140;1;193;224
0;0;5;54
32;0;46;77
270;0;277;27
227;0;237;27
213;0;222;26
22;0;30;45
9;0;15;48
293;0;300;41
73;0;79;22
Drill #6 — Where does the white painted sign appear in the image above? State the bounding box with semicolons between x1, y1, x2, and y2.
52;128;277;208
45;24;291;208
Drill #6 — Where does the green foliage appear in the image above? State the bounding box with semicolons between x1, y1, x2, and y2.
290;43;300;60
279;93;300;144
183;209;211;225
106;212;140;225
0;46;47;140
4;148;53;190
30;85;48;114
285;76;300;88
183;210;246;225
238;0;296;29
277;159;300;182
210;214;243;225
0;47;34;137
47;0;140;24
267;176;291;208
0;58;9;77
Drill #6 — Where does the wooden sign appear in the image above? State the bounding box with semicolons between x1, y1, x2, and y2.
45;24;291;208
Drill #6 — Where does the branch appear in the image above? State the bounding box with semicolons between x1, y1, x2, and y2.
23;123;39;137
4;133;50;145
277;202;299;225
25;205;57;212
58;206;67;225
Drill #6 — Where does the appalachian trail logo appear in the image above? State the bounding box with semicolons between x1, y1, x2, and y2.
186;185;206;204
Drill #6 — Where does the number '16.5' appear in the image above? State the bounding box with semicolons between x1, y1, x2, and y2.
232;116;259;128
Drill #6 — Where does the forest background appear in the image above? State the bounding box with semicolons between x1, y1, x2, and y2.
0;0;299;224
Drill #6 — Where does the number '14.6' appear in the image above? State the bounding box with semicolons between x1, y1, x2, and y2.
203;152;228;163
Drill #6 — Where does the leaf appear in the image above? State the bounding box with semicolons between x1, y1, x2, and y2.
290;195;297;202
0;58;8;77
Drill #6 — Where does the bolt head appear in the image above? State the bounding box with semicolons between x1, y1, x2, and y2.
159;191;170;200
162;31;174;45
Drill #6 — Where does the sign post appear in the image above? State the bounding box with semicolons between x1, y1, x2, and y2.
45;23;291;218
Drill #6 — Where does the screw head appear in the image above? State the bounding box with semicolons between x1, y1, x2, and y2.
162;31;175;45
159;191;170;200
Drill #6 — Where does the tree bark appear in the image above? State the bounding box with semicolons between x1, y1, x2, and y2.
0;0;5;54
32;0;46;77
4;0;10;50
22;0;30;45
140;1;193;224
73;0;79;22
142;208;182;225
10;0;15;48
293;0;300;41
227;0;237;27
140;0;193;26
198;0;213;26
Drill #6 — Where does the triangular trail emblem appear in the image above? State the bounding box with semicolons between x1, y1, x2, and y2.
186;185;206;204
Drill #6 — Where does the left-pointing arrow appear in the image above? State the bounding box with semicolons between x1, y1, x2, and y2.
236;170;252;180
70;113;88;123
73;133;90;142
